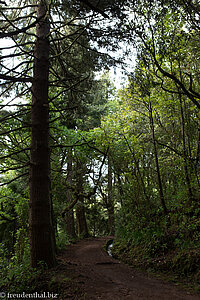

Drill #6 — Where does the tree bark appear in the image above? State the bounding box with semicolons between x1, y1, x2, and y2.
179;94;193;201
29;0;56;268
195;129;200;188
123;135;151;206
107;153;115;235
148;98;168;214
75;162;89;238
117;173;123;206
65;148;76;239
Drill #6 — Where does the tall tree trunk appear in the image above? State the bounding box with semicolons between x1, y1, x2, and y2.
76;162;89;238
65;148;76;239
76;200;88;238
29;0;56;268
117;173;124;206
107;153;115;235
148;99;168;214
195;129;200;188
124;135;151;206
179;94;193;201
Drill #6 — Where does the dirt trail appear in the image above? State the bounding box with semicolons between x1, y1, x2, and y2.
56;237;200;299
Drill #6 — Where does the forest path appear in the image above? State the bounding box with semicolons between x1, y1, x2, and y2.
56;237;200;299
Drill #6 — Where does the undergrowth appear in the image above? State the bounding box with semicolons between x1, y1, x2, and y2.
113;199;200;292
0;244;46;297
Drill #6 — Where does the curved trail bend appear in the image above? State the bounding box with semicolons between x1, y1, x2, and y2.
58;237;200;299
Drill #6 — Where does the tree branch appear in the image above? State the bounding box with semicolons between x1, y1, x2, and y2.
0;15;43;39
0;74;32;83
0;172;28;186
0;148;30;160
79;0;109;18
